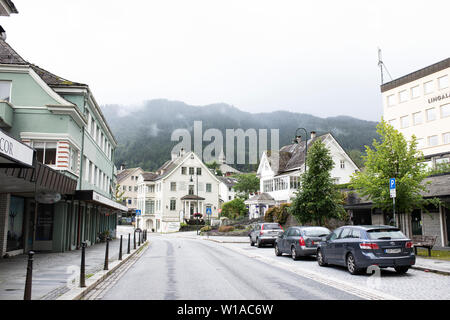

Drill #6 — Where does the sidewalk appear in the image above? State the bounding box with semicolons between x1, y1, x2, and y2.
413;256;450;275
0;226;137;300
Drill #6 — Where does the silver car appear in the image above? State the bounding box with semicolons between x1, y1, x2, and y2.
249;223;284;247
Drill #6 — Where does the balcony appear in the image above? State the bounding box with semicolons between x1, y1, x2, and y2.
0;101;14;128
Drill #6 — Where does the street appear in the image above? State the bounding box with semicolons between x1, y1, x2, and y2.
84;232;450;300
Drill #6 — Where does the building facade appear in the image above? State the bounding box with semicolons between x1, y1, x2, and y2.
0;38;126;256
117;167;144;212
136;151;221;233
382;58;450;165
218;176;238;204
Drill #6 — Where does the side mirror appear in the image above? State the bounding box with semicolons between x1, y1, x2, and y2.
278;231;284;238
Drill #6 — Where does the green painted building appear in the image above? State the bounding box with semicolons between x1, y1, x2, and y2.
0;38;127;257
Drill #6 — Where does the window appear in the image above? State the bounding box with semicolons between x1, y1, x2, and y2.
339;228;353;239
424;80;434;94
189;167;194;175
188;185;194;195
426;108;436;121
196;167;202;175
388;119;397;128
438;75;449;89
128;186;132;191
416;138;425;149
146;200;155;214
170;199;176;211
206;183;212;192
134;186;138;192
399;90;408;103
351;229;361;239
413;112;423;125
290;176;300;189
0;81;11;102
170;182;176;191
34;142;57;165
411;85;420;99
69;146;78;173
444;133;450;144
441;103;450;118
181;167;187;175
340;160;345;169
123;185;126;191
428;135;438;147
400;115;409;128
387;94;395;106
90;119;95;138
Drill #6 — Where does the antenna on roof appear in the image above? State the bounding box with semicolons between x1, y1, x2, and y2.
378;48;393;85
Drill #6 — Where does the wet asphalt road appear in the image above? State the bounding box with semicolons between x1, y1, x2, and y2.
100;235;360;300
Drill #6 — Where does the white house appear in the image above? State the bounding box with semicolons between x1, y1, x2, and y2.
117;167;144;211
218;176;238;204
136;150;221;233
248;132;360;218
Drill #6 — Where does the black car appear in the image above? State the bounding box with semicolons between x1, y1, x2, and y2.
275;226;331;260
317;225;415;275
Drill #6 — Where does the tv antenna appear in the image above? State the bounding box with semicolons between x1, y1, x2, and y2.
378;48;393;85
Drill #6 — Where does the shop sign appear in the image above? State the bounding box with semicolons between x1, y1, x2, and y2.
0;130;34;166
35;192;61;204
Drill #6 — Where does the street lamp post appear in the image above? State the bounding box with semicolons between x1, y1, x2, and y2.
190;172;200;235
293;128;308;174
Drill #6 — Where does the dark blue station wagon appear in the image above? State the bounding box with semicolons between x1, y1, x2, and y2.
317;225;415;275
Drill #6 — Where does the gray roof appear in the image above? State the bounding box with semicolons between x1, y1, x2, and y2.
117;167;143;182
267;134;328;175
219;163;241;174
30;64;87;87
154;152;192;180
246;192;275;202
0;39;27;64
0;0;18;15
181;195;205;201
217;176;238;187
142;172;160;181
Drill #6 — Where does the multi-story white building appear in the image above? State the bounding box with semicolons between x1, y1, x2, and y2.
136;150;221;233
117;167;144;211
248;132;359;218
382;58;450;166
218;176;238;204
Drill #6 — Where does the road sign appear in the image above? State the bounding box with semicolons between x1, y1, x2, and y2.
206;207;212;215
135;209;141;216
389;178;396;198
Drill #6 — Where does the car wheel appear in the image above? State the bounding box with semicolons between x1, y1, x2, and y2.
257;238;262;248
250;237;254;246
394;266;410;274
291;246;299;260
346;253;360;275
275;244;282;256
317;249;328;267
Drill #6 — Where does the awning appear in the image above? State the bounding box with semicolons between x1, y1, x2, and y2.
181;195;205;201
0;129;34;168
75;190;128;212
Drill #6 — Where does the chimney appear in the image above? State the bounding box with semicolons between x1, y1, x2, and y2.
179;147;185;157
310;131;317;140
120;163;126;171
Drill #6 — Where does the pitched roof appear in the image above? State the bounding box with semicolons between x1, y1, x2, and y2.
0;39;27;64
30;64;87;87
142;172;160;181
217;176;238;187
219;163;241;174
266;134;328;175
245;192;275;204
0;0;18;15
117;167;143;182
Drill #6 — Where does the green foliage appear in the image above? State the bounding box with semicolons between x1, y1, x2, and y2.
350;120;440;216
233;173;260;199
264;207;276;222
221;198;247;219
289;139;346;225
276;203;291;225
115;184;126;203
348;149;366;169
200;225;212;232
427;161;450;176
100;101;379;172
218;225;235;232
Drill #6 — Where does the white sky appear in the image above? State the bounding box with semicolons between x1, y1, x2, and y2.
3;0;450;121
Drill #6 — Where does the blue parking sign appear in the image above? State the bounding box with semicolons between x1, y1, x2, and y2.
389;178;396;190
206;207;212;215
136;209;141;216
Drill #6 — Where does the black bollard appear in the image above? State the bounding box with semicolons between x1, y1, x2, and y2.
24;251;34;300
138;231;141;246
127;233;131;254
104;237;110;270
119;235;123;260
133;231;136;249
144;229;147;241
80;242;86;288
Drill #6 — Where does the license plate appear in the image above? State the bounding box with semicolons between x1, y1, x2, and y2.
385;248;401;254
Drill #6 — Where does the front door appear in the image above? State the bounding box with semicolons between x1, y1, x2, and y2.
411;209;422;236
446;207;450;247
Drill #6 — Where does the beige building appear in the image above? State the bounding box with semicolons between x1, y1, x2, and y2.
117;167;144;211
381;58;450;166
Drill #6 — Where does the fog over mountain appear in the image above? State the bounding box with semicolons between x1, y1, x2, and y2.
101;100;379;172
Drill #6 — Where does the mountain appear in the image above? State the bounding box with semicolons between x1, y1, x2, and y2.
101;99;379;172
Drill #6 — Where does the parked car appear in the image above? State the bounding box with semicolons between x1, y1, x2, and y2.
249;223;284;247
275;226;331;260
317;225;415;275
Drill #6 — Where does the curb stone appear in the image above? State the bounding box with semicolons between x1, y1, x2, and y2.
56;241;149;300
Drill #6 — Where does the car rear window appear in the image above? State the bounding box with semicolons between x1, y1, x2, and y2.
263;223;281;230
303;227;330;237
366;229;406;240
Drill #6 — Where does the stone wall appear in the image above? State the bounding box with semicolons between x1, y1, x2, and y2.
421;208;444;248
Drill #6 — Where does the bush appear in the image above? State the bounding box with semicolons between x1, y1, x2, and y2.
221;198;247;219
200;226;212;232
276;203;291;225
218;225;235;232
264;207;276;222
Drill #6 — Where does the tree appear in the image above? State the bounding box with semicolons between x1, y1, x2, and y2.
350;120;439;226
232;173;260;199
348;149;365;169
289;139;345;225
221;198;247;220
115;184;126;204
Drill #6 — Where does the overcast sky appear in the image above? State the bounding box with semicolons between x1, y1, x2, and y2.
3;0;449;121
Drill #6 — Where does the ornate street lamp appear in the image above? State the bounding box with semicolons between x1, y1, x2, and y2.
293;128;308;174
190;172;200;235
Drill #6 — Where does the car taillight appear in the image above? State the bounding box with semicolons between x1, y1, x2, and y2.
405;241;414;248
299;237;305;246
359;242;379;250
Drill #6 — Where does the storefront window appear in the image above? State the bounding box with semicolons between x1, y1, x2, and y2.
7;196;25;252
36;204;54;241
